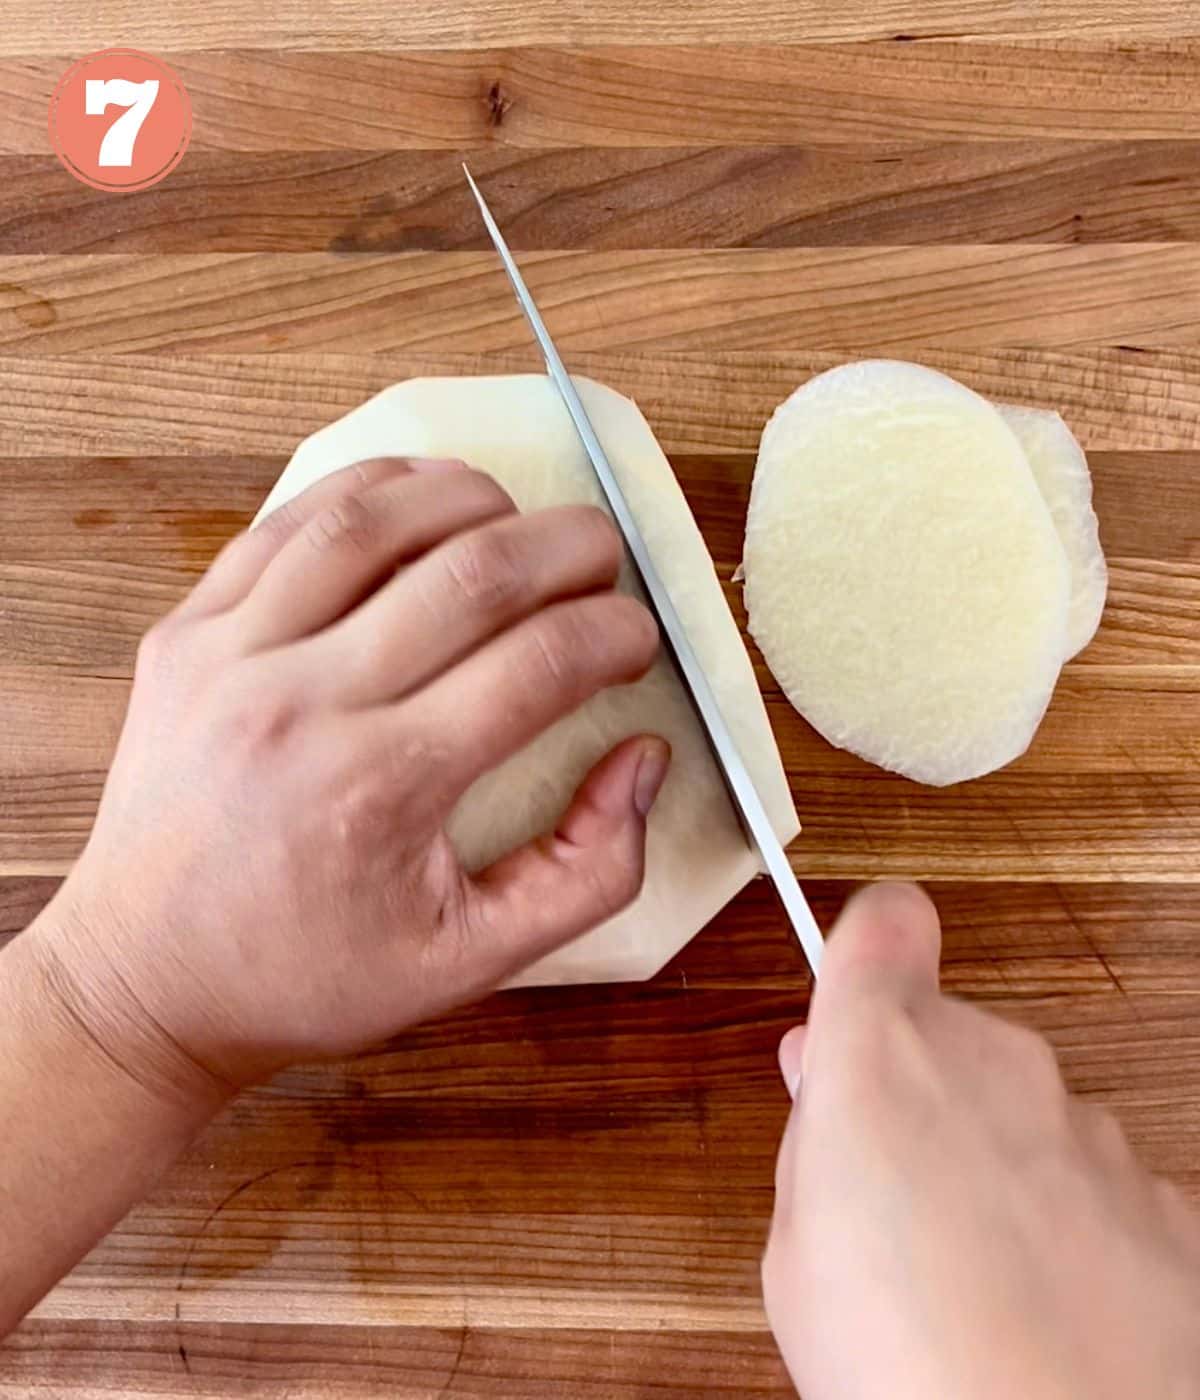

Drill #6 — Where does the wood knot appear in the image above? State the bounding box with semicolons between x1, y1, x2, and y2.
0;281;57;329
485;80;513;128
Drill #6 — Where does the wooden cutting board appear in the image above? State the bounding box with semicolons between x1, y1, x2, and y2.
2;3;1199;1395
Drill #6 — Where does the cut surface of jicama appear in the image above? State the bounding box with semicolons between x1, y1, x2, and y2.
744;360;1071;787
997;403;1107;660
256;375;798;986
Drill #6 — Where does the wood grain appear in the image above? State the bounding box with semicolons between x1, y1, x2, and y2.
5;758;1200;880
4;4;1200;1395
1;245;1199;354
3;5;1200;54
0;1321;796;1398
7;143;1200;254
2;349;1198;456
3;447;1196;563
7;877;1200;995
6;47;1200;154
2;876;1199;1395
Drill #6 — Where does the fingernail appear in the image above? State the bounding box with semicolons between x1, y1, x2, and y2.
634;738;670;816
407;457;468;473
782;1063;802;1100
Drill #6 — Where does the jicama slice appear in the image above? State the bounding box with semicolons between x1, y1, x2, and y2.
744;359;1071;787
256;375;798;986
996;404;1107;660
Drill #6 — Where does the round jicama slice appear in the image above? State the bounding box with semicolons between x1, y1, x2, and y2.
744;360;1071;787
995;404;1107;660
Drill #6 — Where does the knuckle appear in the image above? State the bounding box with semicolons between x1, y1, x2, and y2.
1025;1029;1062;1081
303;494;376;555
348;456;410;486
256;499;298;543
135;619;179;676
525;596;660;701
395;729;451;797
449;885;501;969
327;775;386;853
1007;1023;1065;1092
215;676;302;759
525;612;581;695
371;727;452;817
442;529;525;613
580;853;642;922
208;529;253;576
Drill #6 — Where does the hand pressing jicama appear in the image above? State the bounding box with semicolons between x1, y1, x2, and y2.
743;360;1106;788
256;375;798;986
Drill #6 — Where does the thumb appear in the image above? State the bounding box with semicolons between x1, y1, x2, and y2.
815;881;942;1016
460;735;671;983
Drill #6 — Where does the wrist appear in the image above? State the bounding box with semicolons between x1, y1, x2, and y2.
19;889;236;1119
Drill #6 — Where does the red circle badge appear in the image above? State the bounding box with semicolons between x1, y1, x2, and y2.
48;48;192;193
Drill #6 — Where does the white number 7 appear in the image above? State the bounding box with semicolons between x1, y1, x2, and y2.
84;78;159;167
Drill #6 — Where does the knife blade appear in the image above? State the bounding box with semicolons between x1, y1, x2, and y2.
463;164;823;977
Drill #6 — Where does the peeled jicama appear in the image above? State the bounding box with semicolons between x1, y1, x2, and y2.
996;404;1107;660
256;375;798;986
744;360;1073;787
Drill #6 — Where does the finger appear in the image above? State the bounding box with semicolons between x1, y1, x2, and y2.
398;593;660;801
452;735;670;989
1069;1100;1134;1170
176;458;462;620
766;1086;804;1238
816;882;942;1015
778;1025;808;1101
312;505;623;704
767;1126;799;1237
236;466;515;651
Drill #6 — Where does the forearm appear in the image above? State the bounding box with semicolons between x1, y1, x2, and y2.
0;909;226;1337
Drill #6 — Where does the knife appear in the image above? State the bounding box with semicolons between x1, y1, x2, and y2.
463;165;823;978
